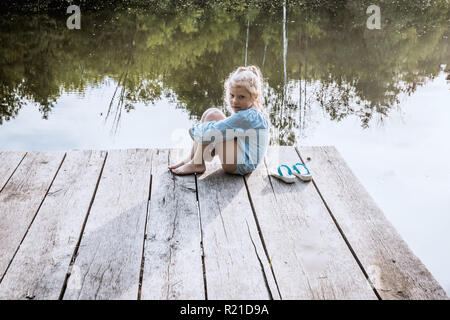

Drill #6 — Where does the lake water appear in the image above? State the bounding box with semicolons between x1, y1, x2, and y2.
1;2;449;295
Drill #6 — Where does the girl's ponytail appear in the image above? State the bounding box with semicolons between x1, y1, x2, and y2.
248;66;263;81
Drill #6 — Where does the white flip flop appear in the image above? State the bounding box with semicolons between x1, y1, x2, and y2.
292;163;312;181
269;165;297;184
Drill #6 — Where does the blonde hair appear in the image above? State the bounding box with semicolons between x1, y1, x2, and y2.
224;65;269;119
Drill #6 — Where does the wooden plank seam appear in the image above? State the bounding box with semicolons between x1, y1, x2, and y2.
0;152;67;286
294;147;382;300
0;152;27;194
244;218;274;299
194;172;208;300
137;170;153;300
243;176;282;299
58;151;109;299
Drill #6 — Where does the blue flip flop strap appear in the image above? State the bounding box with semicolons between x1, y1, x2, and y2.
293;163;310;175
278;165;292;177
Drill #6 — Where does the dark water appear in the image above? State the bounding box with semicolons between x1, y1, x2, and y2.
0;1;450;294
1;2;448;139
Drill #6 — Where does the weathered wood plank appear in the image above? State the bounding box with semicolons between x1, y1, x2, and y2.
0;151;26;191
244;146;377;299
62;149;152;300
0;151;65;280
140;149;204;300
296;146;448;300
0;150;106;300
196;155;279;299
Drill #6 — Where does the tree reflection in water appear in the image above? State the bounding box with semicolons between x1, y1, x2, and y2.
0;1;449;144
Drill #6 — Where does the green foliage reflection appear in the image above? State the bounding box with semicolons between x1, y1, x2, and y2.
0;1;449;145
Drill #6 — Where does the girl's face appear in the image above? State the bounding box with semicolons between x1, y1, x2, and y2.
228;86;257;112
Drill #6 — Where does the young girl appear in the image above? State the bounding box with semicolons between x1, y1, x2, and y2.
168;65;270;176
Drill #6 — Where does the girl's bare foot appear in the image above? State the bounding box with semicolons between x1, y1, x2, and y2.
170;160;206;175
168;157;192;170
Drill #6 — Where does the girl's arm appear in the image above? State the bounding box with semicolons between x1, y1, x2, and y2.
189;111;252;145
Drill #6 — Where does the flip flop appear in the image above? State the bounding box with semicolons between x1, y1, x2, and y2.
269;165;296;184
292;163;312;181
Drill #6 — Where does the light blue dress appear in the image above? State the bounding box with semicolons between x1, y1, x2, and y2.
189;108;270;175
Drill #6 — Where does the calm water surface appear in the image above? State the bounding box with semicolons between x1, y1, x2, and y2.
1;3;449;294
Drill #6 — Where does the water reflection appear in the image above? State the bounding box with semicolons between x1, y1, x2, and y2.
0;1;449;145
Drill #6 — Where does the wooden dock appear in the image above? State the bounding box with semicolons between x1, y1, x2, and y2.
0;146;447;300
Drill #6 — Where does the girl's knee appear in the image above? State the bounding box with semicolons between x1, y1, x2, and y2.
202;108;225;122
201;108;219;120
205;107;222;114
